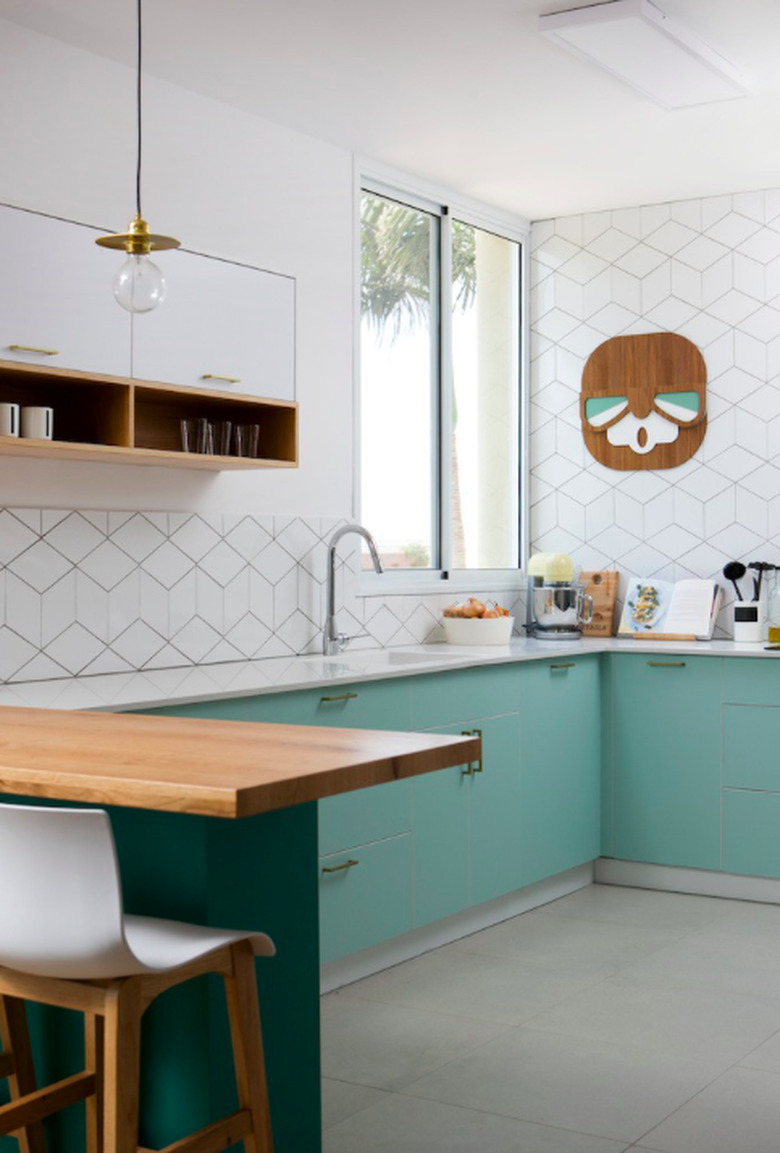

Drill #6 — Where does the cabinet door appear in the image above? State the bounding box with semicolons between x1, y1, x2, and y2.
319;835;412;963
0;205;132;376
612;654;721;870
131;248;295;399
518;656;601;886
411;712;523;926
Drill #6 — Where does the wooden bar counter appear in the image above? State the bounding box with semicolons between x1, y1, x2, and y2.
0;704;479;1153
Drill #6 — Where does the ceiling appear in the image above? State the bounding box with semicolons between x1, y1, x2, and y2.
2;0;780;220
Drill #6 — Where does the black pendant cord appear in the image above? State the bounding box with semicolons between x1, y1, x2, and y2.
135;0;143;219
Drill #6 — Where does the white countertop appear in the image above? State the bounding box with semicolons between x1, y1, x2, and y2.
0;636;775;713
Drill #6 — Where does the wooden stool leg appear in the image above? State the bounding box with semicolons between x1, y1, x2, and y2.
85;1011;104;1153
224;943;273;1153
0;995;47;1153
101;981;142;1153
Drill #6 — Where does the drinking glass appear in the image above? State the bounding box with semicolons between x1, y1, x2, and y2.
235;423;261;458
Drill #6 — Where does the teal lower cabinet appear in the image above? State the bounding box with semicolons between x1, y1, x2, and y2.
517;656;601;885
611;654;722;870
320;834;413;961
411;712;523;924
723;697;780;877
724;790;780;877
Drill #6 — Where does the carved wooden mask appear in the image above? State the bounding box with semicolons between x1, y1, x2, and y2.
581;333;707;471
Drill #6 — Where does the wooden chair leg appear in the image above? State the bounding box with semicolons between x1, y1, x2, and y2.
101;981;142;1153
85;1010;104;1153
224;943;273;1153
0;995;47;1153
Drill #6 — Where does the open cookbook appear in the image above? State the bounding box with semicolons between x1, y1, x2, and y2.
618;578;723;640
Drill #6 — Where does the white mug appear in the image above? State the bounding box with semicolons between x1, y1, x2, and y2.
21;406;53;440
0;403;20;437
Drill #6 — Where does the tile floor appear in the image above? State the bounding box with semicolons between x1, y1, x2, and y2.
321;883;780;1152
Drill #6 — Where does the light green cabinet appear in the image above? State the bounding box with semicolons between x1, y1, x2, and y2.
517;656;602;885
610;654;722;870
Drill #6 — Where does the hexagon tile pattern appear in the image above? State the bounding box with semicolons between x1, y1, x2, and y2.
0;510;524;683
531;188;780;636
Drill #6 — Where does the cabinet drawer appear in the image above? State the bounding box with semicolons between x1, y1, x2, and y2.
187;679;412;730
319;780;411;856
319;835;412;963
724;790;780;878
723;659;780;705
410;665;518;728
724;706;780;790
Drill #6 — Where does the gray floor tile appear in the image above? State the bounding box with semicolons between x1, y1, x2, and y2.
323;1093;632;1153
321;989;506;1090
524;975;780;1064
404;1026;726;1144
344;946;600;1025
321;1078;387;1129
454;909;685;977
738;1026;780;1072
537;885;733;931
640;1066;780;1153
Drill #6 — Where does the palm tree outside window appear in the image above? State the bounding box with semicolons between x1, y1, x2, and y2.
359;186;522;575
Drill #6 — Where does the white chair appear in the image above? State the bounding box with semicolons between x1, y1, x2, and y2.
0;801;275;1153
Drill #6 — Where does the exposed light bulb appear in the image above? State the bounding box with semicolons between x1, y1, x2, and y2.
113;253;167;313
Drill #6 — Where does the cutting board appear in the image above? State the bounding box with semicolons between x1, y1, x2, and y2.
581;570;619;637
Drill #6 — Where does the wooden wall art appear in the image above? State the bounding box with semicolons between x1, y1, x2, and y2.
580;332;707;471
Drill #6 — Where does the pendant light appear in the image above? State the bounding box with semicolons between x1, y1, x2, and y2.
96;0;179;312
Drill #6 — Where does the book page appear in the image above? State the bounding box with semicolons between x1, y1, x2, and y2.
619;579;674;634
665;580;718;638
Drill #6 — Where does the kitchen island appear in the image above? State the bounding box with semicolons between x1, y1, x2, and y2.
0;705;479;1153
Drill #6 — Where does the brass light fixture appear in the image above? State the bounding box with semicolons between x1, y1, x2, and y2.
96;0;179;312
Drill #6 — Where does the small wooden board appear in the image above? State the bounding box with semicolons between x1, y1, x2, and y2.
581;570;619;637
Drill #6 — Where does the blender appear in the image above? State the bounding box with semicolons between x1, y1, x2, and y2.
525;552;593;640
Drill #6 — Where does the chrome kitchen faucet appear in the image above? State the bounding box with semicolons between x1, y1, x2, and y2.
323;524;383;655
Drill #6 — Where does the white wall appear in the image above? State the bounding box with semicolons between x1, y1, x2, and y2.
529;189;780;633
0;18;354;515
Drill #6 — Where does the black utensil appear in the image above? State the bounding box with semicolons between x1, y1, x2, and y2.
723;561;746;601
748;561;774;602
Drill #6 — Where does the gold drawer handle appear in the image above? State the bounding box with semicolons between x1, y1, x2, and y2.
550;663;575;671
8;344;59;356
201;373;242;384
461;728;483;775
647;661;686;668
322;859;359;874
320;692;359;704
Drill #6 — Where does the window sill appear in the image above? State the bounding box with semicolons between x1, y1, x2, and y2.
358;570;525;598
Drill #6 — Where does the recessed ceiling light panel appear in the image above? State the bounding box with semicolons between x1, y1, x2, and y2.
539;0;749;110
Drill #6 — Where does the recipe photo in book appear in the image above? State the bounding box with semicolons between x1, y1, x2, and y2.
618;578;722;639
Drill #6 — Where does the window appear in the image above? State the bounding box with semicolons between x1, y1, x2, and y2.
359;184;522;577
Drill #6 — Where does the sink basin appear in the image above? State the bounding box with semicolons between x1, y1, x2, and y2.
358;649;462;666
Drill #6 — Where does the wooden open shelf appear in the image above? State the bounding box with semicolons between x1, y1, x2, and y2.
0;359;298;469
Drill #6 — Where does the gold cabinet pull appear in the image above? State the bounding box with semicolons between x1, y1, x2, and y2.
8;344;59;356
550;662;575;671
201;373;242;384
461;729;483;775
647;661;686;668
321;858;359;874
320;692;359;704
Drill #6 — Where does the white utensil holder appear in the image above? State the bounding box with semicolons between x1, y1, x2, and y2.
733;602;762;643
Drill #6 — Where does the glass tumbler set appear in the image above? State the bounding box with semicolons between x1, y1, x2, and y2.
180;418;260;458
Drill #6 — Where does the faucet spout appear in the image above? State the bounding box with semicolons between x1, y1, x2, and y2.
323;524;383;655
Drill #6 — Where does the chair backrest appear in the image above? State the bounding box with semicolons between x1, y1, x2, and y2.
0;802;135;978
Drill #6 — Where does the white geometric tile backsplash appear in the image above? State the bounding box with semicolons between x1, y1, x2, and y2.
530;187;780;636
0;510;524;683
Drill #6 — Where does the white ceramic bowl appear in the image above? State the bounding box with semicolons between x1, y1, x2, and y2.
442;616;515;645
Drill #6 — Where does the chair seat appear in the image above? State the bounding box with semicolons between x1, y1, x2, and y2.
123;914;275;972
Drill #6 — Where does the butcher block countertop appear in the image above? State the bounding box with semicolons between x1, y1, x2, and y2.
0;705;480;818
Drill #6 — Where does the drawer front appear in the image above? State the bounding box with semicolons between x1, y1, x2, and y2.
319;780;411;856
724;706;780;790
410;664;518;728
186;679;412;730
724;790;780;878
723;659;780;705
319;834;412;963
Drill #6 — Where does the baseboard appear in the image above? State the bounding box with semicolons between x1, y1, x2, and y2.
596;857;780;905
320;862;594;993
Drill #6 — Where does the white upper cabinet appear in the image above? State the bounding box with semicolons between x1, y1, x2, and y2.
0;204;132;377
131;248;296;400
